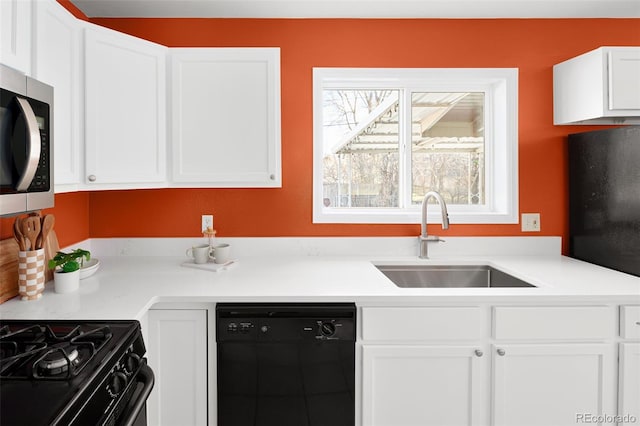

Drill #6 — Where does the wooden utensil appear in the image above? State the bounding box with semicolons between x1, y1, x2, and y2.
38;214;55;250
13;217;25;251
21;216;41;251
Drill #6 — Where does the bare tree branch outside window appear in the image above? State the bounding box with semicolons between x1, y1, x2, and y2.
322;89;484;209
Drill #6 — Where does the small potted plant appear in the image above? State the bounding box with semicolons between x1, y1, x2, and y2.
48;249;91;294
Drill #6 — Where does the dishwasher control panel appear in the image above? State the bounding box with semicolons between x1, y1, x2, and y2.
216;303;356;342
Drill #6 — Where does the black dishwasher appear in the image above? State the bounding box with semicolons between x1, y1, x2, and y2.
216;303;356;426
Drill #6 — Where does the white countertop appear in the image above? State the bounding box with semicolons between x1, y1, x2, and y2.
0;237;638;320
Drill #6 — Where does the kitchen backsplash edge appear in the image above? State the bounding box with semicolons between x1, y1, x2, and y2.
76;236;562;259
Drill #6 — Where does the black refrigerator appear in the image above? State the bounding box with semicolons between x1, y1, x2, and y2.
568;126;640;277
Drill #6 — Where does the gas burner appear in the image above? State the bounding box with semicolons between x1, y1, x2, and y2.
0;323;113;380
0;320;148;426
35;344;81;377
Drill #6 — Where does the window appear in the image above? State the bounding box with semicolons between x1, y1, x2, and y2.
313;68;518;224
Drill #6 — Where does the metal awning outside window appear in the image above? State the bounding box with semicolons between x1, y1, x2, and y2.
327;92;484;156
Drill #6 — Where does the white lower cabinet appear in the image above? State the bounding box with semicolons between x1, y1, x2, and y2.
619;306;640;423
619;343;640;421
362;345;486;426
360;306;488;426
146;309;208;426
360;305;620;426
492;343;617;426
491;306;617;426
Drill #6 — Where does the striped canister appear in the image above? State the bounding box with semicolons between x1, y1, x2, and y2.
18;249;45;301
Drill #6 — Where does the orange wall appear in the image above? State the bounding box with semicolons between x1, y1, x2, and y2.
85;18;638;248
1;192;90;248
4;16;639;253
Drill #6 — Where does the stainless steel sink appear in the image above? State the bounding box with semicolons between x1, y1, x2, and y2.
375;264;536;288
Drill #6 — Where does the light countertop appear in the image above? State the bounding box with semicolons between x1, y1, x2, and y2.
0;237;638;320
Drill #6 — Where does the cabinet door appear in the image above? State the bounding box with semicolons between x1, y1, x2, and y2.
608;49;640;111
147;309;208;426
84;23;167;188
0;0;31;73
362;345;486;426
619;343;640;420
170;48;281;187
32;0;82;191
553;47;640;125
492;344;616;426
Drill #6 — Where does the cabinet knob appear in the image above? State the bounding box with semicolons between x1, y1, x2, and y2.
497;348;506;356
88;175;97;182
474;349;483;357
269;174;276;180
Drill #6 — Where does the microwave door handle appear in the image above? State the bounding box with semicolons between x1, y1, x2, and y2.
14;97;42;191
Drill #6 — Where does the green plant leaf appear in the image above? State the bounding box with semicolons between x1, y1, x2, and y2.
62;260;80;273
48;248;90;271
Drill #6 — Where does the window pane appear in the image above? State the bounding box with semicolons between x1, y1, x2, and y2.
322;90;400;207
411;92;485;205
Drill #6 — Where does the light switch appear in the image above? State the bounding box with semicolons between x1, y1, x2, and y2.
521;213;541;232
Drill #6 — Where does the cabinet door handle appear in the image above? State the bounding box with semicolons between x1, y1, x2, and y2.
88;175;97;182
474;349;483;357
635;321;640;326
497;348;506;356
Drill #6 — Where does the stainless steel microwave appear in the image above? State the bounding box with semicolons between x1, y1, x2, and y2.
0;64;54;216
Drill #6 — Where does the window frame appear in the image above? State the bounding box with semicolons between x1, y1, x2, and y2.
312;67;519;224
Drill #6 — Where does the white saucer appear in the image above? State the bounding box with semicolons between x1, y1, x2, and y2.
80;258;100;279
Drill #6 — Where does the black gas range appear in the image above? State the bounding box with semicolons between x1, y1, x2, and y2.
0;319;154;426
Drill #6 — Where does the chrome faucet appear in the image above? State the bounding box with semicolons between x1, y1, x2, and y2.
419;191;450;259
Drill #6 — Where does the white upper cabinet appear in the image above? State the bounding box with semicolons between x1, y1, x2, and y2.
0;0;31;74
170;48;281;187
32;0;82;192
5;4;282;192
554;46;640;125
83;23;167;189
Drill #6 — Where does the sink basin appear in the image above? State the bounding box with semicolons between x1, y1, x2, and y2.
375;264;536;288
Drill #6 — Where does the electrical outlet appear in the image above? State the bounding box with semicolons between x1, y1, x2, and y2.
521;213;541;232
201;215;213;233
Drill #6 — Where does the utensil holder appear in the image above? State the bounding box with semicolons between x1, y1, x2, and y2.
18;249;45;301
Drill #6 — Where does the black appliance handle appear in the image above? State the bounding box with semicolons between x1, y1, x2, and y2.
119;362;155;426
14;97;41;191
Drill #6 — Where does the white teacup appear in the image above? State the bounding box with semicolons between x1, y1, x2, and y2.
212;244;231;264
186;244;214;264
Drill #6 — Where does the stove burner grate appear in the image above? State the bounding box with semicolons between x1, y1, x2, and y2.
0;323;113;380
